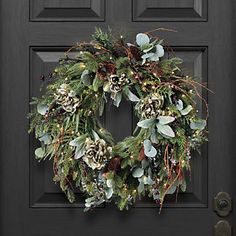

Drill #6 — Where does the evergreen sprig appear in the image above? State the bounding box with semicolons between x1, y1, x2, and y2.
29;28;208;212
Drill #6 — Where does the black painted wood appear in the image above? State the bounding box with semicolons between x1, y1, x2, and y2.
132;0;207;21
30;0;105;21
0;0;235;235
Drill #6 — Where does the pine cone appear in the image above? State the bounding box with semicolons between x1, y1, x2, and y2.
107;156;121;171
109;73;130;93
97;63;116;79
129;45;142;61
113;45;128;57
83;139;112;170
54;84;80;113
137;94;164;119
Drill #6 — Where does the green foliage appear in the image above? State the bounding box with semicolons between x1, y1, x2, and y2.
28;28;208;212
92;27;113;49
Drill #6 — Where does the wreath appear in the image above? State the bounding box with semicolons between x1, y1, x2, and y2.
29;28;208;211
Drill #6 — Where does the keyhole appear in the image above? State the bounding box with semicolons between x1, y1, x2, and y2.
218;199;228;209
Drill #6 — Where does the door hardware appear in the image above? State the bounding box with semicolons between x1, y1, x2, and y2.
214;220;231;236
214;192;232;217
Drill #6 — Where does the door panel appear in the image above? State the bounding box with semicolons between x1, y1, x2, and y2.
132;0;208;21
29;46;208;209
0;0;235;235
30;0;105;21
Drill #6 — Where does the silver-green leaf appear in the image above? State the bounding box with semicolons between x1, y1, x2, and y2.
180;105;193;115
137;181;145;194
150;129;158;144
157;124;175;138
166;185;177;194
132;167;144;178
137;118;156;129
35;147;45;158
39;133;51;145
176;99;184;111
158;116;175;125
113;93;122;107
136;33;150;47
190;120;207;130
37;104;48;115
105;188;113;199
81;70;92;86
125;88;140;102
143;176;155;185
143;139;157;157
75;147;85;159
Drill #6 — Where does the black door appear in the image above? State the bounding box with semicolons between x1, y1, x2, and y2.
0;0;235;235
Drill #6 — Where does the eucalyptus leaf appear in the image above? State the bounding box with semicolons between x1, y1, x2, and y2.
37;104;48;115
141;53;154;59
180;180;187;192
35;147;45;158
137;118;156;129
106;179;114;188
148;167;152;177
180;105;193;115
143;139;157;157
141;53;155;65
39;133;51;145
75;147;85;159
69;138;79;147
136;33;150;47
190;120;207;130
158;116;175;125
92;130;100;141
155;44;164;57
69;135;87;147
138;181;144;193
141;159;149;169
125;88;140;102
166;185;177;194
113;93;122;107
143;176;155;185
176;99;184;111
148;53;160;62
157;124;175;138
81;70;92;86
150;129;158;144
132;167;144;178
105;188;113;199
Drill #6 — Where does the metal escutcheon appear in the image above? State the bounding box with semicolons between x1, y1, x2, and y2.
214;220;231;236
214;192;232;217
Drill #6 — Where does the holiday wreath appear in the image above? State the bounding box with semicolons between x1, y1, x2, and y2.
29;28;208;211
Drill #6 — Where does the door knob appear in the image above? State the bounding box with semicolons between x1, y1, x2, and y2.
214;192;232;217
217;199;228;209
214;220;231;236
